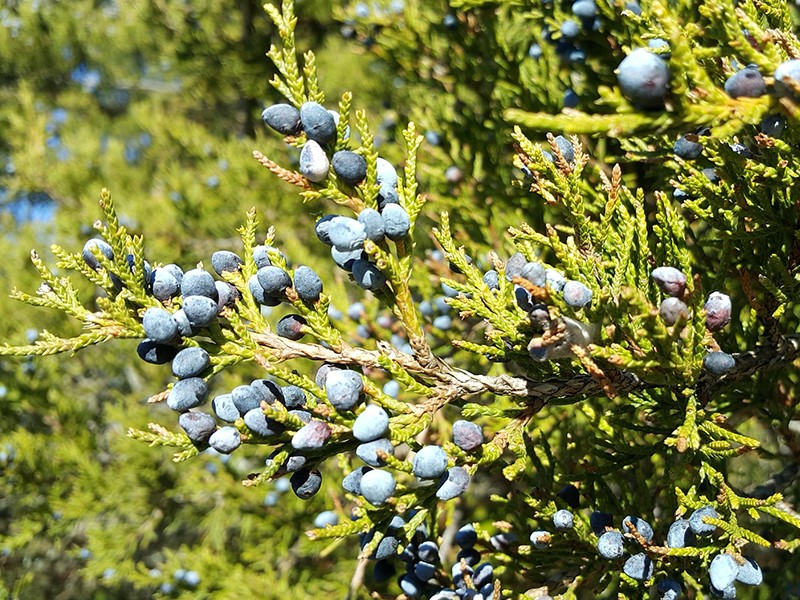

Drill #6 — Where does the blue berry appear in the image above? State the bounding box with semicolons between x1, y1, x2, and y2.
590;511;614;535
554;135;575;163
656;578;682;600
417;540;439;563
505;252;527;281
617;48;670;108
703;167;719;183
352;259;387;290
735;557;762;586
261;103;302;136
332;150;367;185
328;216;367;251
659;297;689;325
137;339;179;364
647;37;670;56
383;379;401;398
81;238;114;270
300;102;337;144
257;266;292;296
520;262;546;287
376;157;398;187
455;524;477;548
773;59;800;98
472;562;493;589
413;445;449;479
673;134;703;160
689;505;719;535
358;208;385;242
381;203;411;240
314;510;339;528
325;369;363;410
452;420;483;451
652;266;687;297
171;347;210;378
211;250;242;275
558;484;580;508
167;377;208;412
623;552;653;581
489;532;517;551
545;268;567;292
143;307;180;344
362;528;400;561
436;466;470;500
704;292;731;331
276;314;306;340
597;531;624;559
342;466;371;494
704;351;735;375
563;88;579;108
211;393;239;422
248;274;272;305
183;571;200;587
709;553;739;590
292;420;331;450
413;561;436;581
553;509;574;530
315;362;342;388
529;530;550;549
331;246;365;271
290;468;322;499
178;411;217;443
231;384;262;414
456;548;481;568
445;165;464;183
243;408;284;437
562;280;592;308
622;515;654;543
215;281;238;309
433;315;452;330
253;245;276;268
724;67;765;98
283;453;307;472
209;426;240;454
181;268;217;300
281;385;307;409
560;19;580;38
314;215;335;246
251;379;282;404
299;140;330;182
710;583;737;599
571;0;596;18
398;574;425;597
151;267;180;301
360;469;396;505
482;270;499;290
353;404;390;442
182;295;219;328
760;114;785;138
666;518;696;548
356;438;394;466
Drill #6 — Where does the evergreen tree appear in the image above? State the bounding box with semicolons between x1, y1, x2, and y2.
2;0;800;599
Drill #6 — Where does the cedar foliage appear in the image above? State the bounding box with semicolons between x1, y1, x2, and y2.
1;0;800;599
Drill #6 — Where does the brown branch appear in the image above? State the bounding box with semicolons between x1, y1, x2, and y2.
252;150;312;189
248;329;800;408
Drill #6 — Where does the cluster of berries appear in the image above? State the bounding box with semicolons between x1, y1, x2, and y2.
379;522;499;599
650;266;734;375
263;100;412;292
593;505;762;598
342;416;480;509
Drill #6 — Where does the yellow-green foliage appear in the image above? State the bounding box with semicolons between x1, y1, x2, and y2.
1;0;800;599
